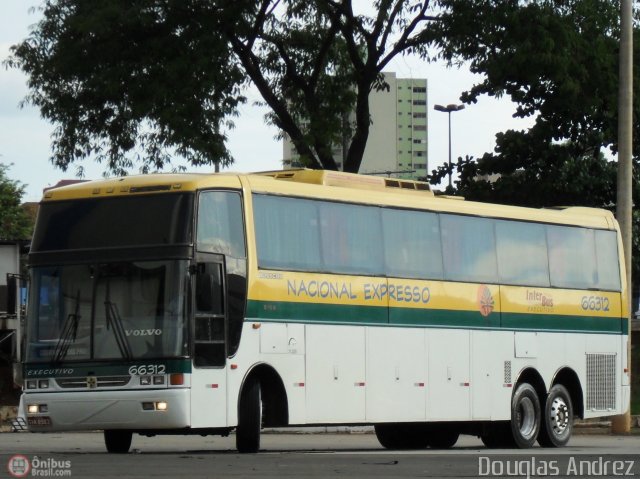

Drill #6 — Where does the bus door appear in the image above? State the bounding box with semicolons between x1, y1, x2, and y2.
190;254;228;428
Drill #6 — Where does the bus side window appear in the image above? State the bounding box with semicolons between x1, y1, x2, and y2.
318;202;383;275
441;214;498;284
197;191;246;259
495;220;550;287
382;208;443;280
547;225;597;289
595;230;621;291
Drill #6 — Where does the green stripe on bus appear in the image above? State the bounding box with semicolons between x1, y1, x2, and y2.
389;308;501;329
247;300;624;334
247;299;387;324
24;358;192;378
501;312;623;334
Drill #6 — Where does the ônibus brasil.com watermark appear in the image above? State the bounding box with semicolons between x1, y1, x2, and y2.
479;456;638;478
7;455;71;478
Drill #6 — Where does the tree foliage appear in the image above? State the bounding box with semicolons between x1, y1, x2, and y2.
8;1;245;176
8;0;439;175
0;164;32;241
431;0;625;153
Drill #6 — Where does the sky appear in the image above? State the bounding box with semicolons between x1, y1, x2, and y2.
0;1;535;202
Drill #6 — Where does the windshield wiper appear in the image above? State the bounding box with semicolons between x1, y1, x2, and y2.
51;290;81;364
104;281;133;360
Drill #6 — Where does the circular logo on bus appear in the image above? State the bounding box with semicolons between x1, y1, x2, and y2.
7;455;31;478
477;285;495;317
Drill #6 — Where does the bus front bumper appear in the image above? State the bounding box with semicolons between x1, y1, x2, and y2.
23;388;190;431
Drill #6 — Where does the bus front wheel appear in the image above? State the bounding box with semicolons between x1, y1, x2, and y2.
538;384;573;447
236;377;262;453
510;383;541;448
104;430;132;453
374;423;429;450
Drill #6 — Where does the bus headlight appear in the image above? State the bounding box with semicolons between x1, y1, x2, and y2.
141;401;168;411
27;404;39;414
140;376;152;386
38;379;50;389
26;380;37;390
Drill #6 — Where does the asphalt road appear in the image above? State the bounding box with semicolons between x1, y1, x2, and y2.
1;432;639;478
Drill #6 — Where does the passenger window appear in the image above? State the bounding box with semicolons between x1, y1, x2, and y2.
318;202;383;275
382;208;443;279
547;225;597;289
441;215;498;283
595;230;621;291
496;220;550;287
254;195;321;271
197;191;246;259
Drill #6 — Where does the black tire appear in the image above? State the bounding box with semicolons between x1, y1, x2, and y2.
104;430;132;454
374;423;429;450
424;424;460;449
480;422;515;449
538;384;573;447
510;382;541;448
236;377;262;453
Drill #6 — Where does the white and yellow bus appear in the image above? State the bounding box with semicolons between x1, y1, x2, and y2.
22;170;629;453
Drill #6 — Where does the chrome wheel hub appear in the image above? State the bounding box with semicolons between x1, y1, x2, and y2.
549;397;570;435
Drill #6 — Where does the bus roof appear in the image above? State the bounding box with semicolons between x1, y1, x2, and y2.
41;170;616;230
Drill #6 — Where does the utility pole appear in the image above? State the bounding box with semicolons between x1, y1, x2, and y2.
612;0;633;434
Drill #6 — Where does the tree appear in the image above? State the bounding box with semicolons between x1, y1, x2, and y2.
427;0;640;286
431;137;618;209
430;0;626;157
427;0;640;190
0;164;32;241
8;0;439;175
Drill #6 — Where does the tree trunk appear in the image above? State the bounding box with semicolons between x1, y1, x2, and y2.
343;84;371;173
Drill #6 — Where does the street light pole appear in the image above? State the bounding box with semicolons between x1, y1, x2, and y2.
434;103;465;189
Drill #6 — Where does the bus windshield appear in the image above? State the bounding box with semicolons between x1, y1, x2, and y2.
26;260;189;363
31;193;193;252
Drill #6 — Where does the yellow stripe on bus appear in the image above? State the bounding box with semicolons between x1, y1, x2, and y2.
500;286;622;318
251;270;622;319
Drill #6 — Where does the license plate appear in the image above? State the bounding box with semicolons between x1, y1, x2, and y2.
28;416;51;427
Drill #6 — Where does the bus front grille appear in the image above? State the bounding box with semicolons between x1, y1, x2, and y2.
55;376;132;389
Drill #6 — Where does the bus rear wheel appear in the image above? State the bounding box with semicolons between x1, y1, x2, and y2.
236;377;262;453
480;422;514;448
104;430;132;453
538;384;573;447
510;382;541;448
374;423;429;450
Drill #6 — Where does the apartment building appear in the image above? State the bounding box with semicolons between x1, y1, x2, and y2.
283;72;428;179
